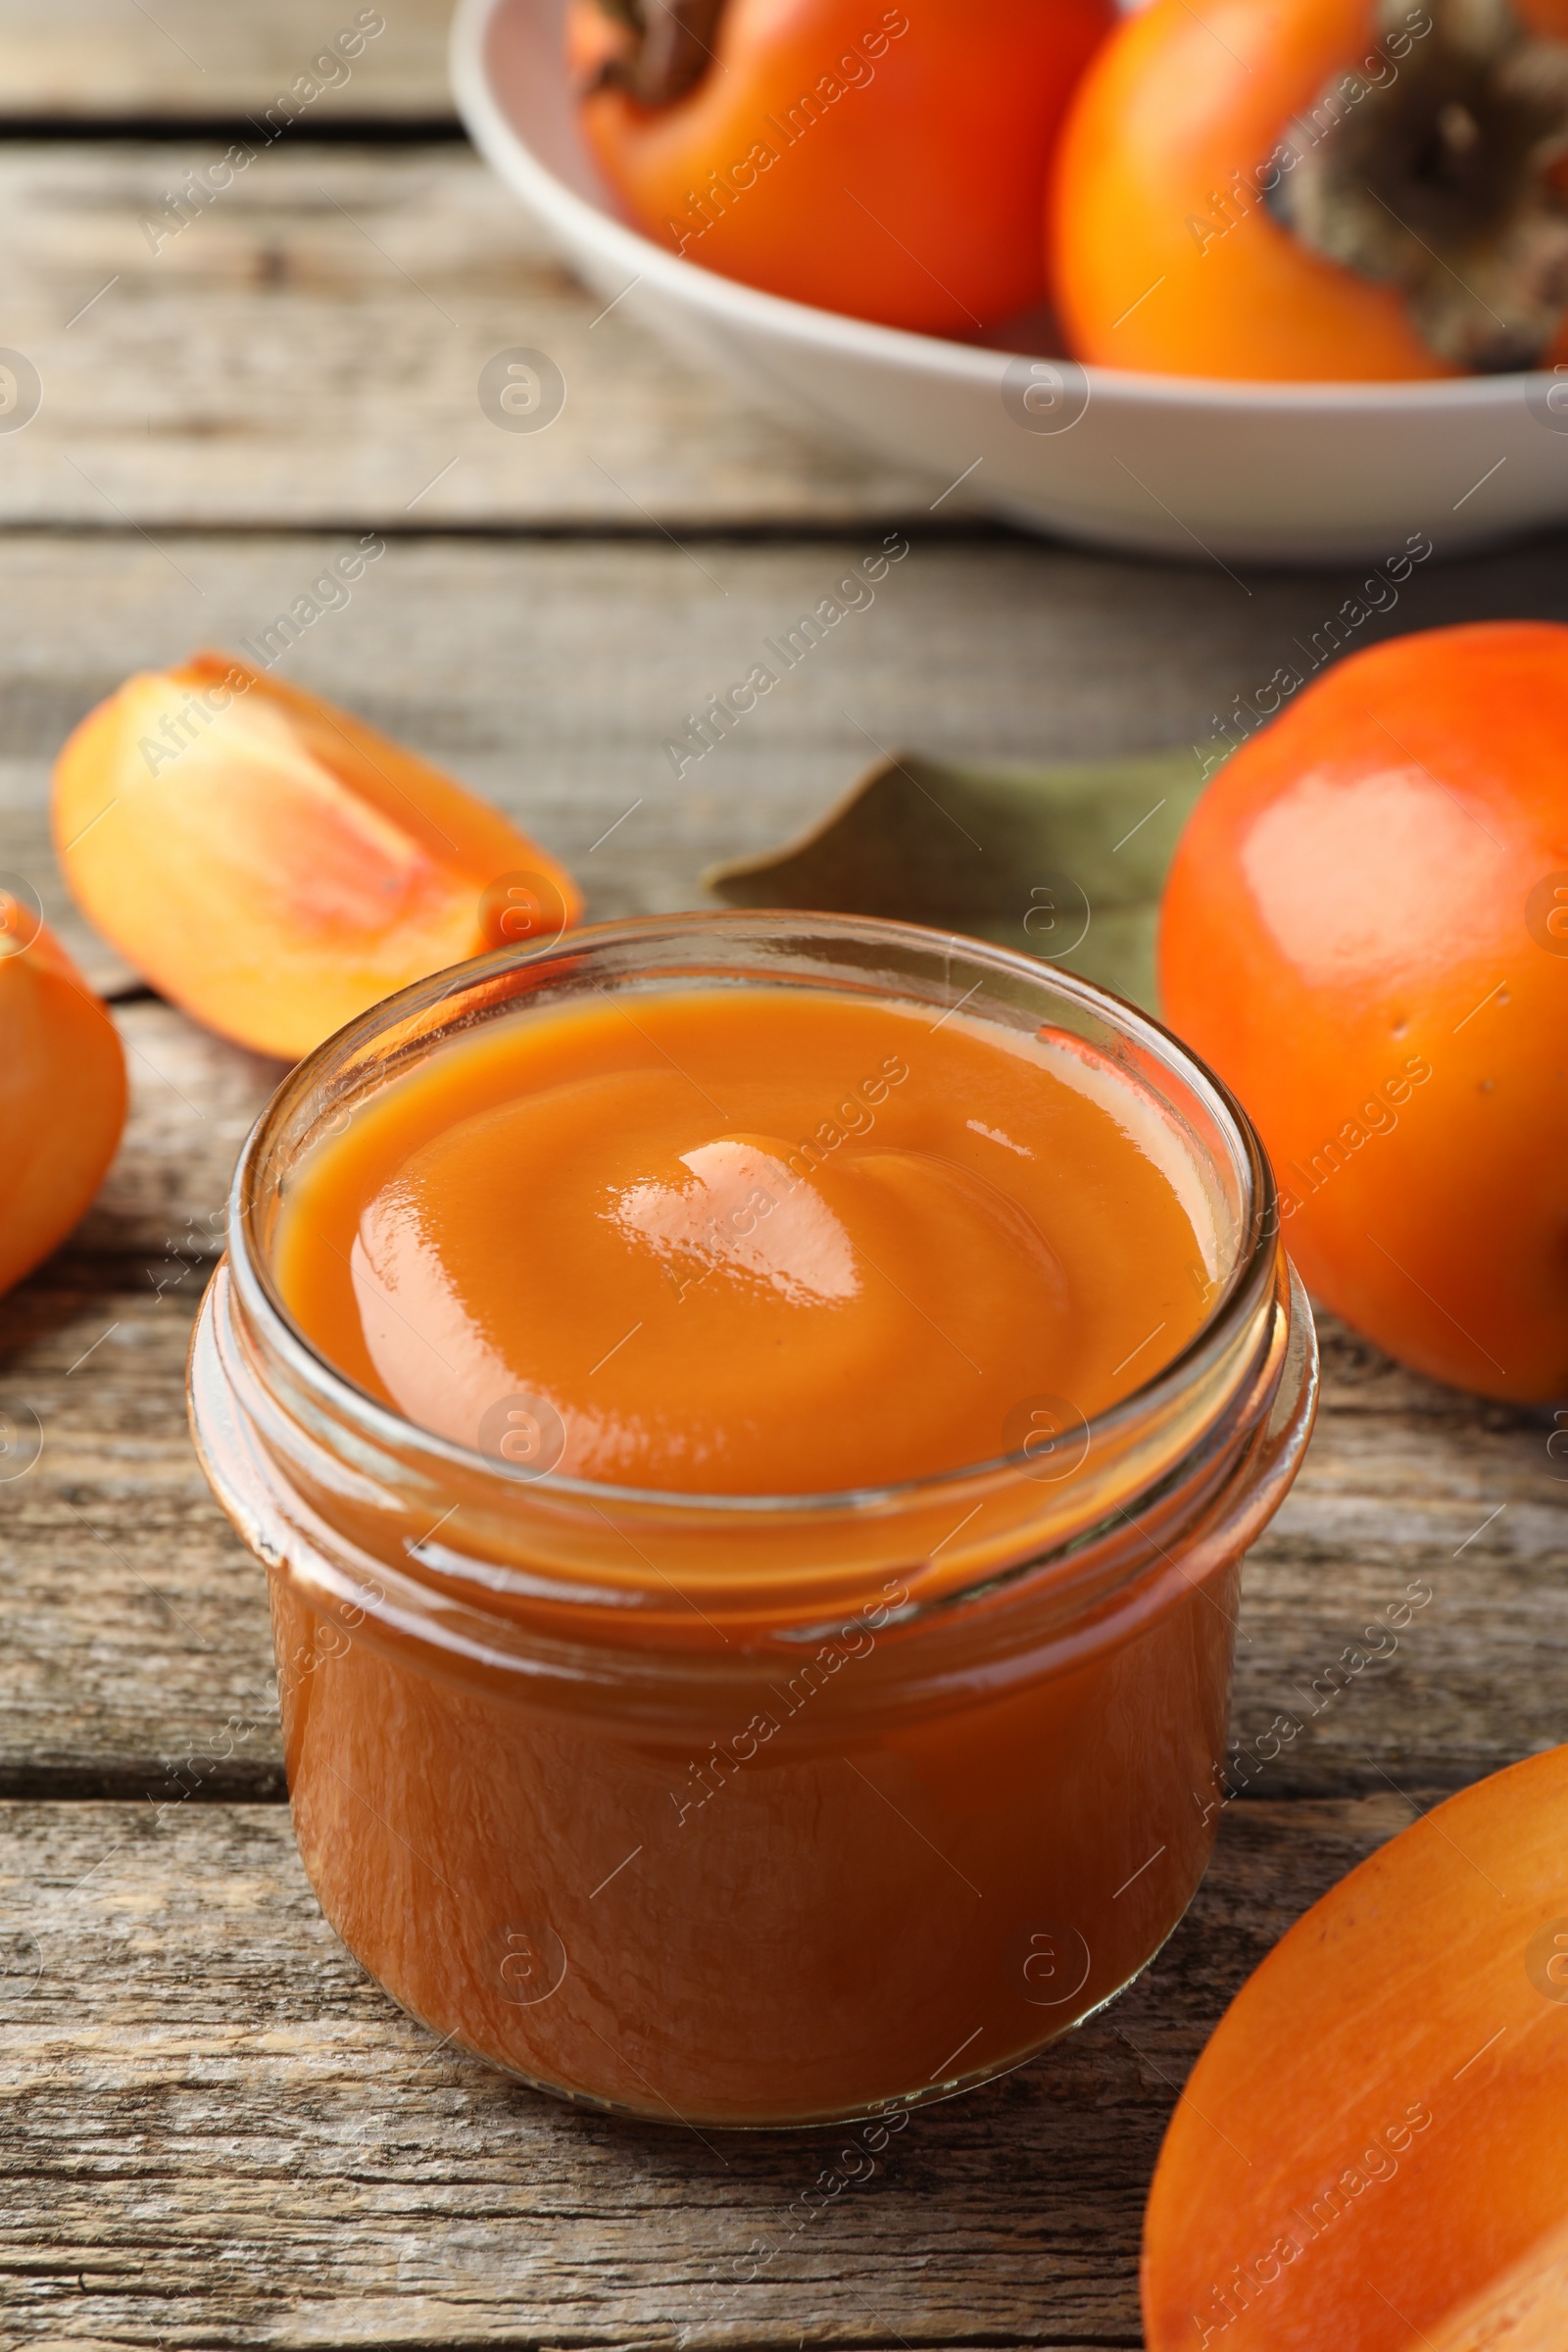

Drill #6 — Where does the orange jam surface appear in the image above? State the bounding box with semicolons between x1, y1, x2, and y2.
276;987;1212;1490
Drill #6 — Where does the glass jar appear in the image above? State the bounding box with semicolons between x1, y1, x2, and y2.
189;912;1316;2130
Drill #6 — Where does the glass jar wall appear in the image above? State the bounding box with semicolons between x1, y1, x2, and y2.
189;914;1316;2128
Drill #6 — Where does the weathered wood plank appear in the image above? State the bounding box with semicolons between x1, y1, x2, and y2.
0;0;456;122
0;1791;1415;2347
82;1005;287;1252
0;141;940;529
1230;1381;1565;1798
5;527;1568;949
0;1293;277;1801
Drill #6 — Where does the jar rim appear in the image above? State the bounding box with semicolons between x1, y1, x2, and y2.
226;909;1281;1524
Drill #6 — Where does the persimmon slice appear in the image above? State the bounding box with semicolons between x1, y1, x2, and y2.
1143;1746;1568;2348
53;653;583;1062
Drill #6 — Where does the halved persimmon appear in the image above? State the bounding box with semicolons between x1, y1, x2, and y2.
1051;0;1568;378
54;654;582;1063
0;899;126;1298
1143;1744;1568;2348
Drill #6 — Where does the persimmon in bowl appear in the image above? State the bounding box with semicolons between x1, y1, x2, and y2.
453;0;1568;561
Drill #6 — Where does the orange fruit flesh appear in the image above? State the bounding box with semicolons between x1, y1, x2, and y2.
52;653;581;1062
274;986;1213;1493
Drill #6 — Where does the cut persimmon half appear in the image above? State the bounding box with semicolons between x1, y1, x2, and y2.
1143;1745;1568;2347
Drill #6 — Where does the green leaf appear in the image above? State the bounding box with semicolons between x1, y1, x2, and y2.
702;745;1224;1014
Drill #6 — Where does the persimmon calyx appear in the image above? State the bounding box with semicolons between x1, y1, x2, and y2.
1269;0;1568;368
575;0;728;106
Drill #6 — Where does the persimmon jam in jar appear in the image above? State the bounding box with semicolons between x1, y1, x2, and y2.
190;913;1316;2128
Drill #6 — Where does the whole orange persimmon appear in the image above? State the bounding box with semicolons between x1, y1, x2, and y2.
567;0;1112;335
0;901;125;1298
1159;621;1568;1403
1051;0;1568;378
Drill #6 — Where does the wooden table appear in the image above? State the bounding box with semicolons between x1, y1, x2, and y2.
2;8;1565;2344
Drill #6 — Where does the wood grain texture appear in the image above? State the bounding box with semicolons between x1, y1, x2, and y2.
0;141;941;530
77;1006;288;1255
6;525;1568;982
0;1791;1418;2348
0;0;457;122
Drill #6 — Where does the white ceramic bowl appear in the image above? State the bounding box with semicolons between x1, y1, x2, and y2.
451;0;1568;565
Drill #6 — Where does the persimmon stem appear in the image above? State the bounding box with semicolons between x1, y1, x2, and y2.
1269;0;1568;368
580;0;729;106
